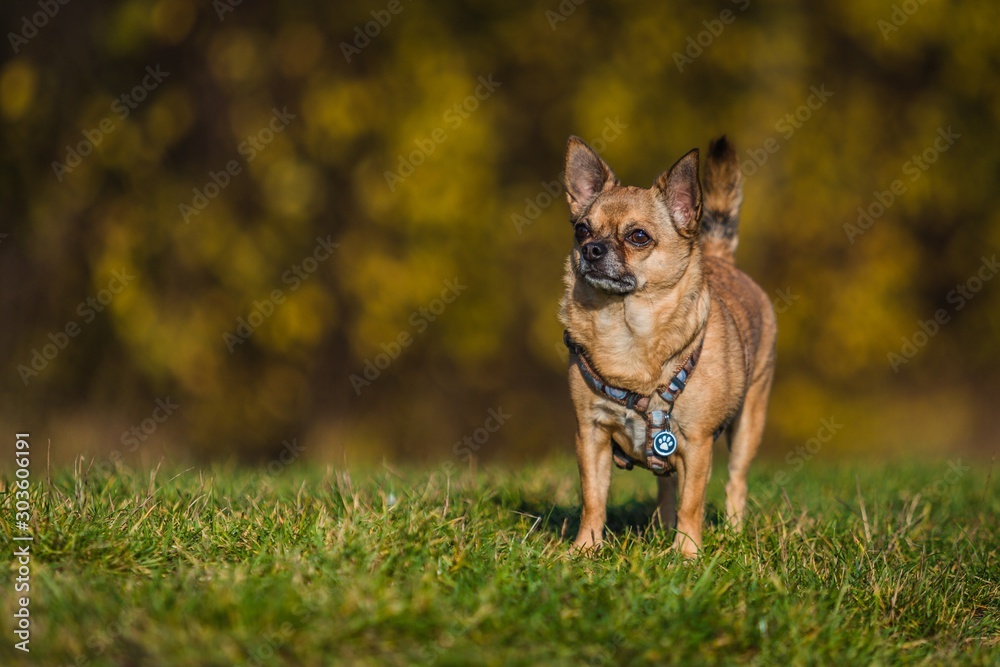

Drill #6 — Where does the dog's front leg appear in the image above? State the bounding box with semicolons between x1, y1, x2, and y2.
573;427;613;550
672;437;713;558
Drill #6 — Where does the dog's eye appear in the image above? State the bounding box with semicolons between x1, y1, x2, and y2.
574;223;591;241
627;229;652;246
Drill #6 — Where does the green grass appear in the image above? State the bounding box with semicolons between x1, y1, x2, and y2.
1;458;998;666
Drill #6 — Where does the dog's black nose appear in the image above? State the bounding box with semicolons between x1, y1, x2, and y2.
582;242;606;262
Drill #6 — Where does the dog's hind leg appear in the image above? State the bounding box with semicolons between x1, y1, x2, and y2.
656;475;677;530
725;368;774;529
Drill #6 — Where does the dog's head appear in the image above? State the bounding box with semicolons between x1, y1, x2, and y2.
563;136;702;296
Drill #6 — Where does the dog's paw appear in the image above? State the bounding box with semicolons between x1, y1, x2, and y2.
571;530;603;554
671;533;701;560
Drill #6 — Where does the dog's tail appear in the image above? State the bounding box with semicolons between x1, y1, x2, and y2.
700;135;743;262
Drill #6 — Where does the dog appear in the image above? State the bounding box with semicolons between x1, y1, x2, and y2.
558;134;777;557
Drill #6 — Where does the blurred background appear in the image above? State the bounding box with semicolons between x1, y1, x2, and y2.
1;0;998;469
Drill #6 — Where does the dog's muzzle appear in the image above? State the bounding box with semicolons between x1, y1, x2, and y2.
581;270;637;295
578;241;635;294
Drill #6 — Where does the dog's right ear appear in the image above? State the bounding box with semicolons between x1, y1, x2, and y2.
564;136;618;219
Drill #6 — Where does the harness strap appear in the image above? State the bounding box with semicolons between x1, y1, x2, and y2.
564;331;651;412
564;330;704;475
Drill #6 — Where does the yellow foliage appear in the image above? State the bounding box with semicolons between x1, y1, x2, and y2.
5;0;998;461
0;60;37;121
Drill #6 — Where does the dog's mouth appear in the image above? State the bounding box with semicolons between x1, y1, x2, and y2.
581;268;637;295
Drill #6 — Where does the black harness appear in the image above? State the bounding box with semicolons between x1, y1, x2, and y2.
564;330;705;476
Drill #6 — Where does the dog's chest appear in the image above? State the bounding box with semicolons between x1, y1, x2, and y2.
593;399;647;456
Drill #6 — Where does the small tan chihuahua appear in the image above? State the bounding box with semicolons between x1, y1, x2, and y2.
559;135;776;557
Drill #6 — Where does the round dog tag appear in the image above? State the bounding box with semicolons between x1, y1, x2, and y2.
652;430;677;457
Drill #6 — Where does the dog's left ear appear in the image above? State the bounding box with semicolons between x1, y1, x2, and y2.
565;136;618;219
655;148;702;237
